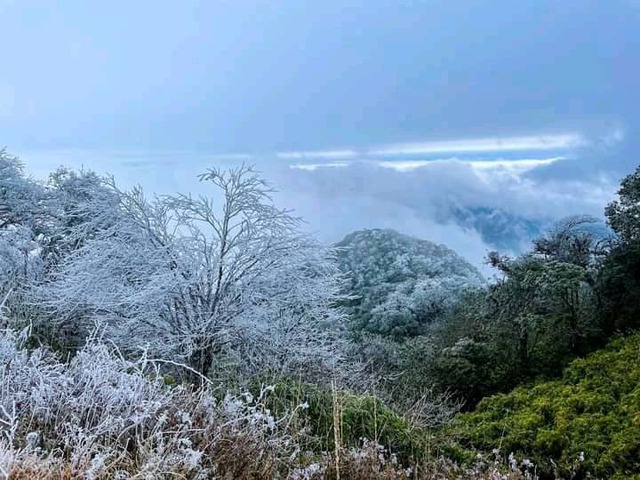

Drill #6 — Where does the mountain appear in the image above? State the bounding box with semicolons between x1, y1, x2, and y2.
448;206;545;252
335;228;486;338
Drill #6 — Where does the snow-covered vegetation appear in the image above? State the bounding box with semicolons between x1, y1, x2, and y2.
0;326;414;478
2;152;347;383
0;326;540;479
336;228;485;337
2;147;640;478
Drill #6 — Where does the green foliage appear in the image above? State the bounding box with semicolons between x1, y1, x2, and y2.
596;243;640;334
258;380;427;462
605;164;640;244
424;222;606;408
431;336;497;406
444;333;640;478
598;165;640;335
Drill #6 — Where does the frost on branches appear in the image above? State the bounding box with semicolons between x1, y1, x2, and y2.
0;327;299;478
336;228;486;337
42;165;347;380
0;327;435;479
0;149;48;232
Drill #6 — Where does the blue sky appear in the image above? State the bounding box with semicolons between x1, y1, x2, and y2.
2;0;639;266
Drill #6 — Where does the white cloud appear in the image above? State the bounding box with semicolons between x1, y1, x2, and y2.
268;154;618;270
272;133;594;173
376;157;563;173
276;149;357;160
468;157;562;170
289;162;350;171
272;130;627;176
15;127;624;271
375;160;433;171
369;134;583;156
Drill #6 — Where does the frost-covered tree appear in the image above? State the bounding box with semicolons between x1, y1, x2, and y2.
532;215;609;269
1;155;116;271
0;149;48;232
335;229;485;337
44;166;346;380
43;167;123;260
0;226;44;327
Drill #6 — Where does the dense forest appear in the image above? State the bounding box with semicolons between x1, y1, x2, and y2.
2;147;640;479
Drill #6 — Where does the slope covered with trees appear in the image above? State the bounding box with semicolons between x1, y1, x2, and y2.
336;228;485;338
422;213;611;407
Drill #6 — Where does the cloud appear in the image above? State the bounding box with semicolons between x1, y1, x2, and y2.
289;162;350;171
276;149;358;160
267;153;618;271
524;124;635;183
274;159;613;223
375;157;563;173
269;163;494;272
16;126;627;271
274;133;587;168
369;134;583;156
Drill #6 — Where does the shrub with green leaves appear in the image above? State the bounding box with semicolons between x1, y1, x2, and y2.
444;333;640;479
258;380;428;463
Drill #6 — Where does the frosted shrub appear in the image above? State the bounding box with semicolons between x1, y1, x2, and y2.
0;226;44;328
0;327;304;478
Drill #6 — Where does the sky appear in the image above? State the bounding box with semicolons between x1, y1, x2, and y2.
2;0;639;268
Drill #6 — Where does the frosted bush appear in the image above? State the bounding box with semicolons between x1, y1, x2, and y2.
0;327;303;478
0;226;44;327
290;462;326;479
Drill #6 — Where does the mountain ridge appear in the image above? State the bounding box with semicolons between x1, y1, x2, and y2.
335;228;486;337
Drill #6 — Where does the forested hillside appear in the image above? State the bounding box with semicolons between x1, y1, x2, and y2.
336;228;485;338
2;147;640;479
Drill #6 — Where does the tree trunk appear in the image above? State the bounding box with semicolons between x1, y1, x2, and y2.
189;337;214;380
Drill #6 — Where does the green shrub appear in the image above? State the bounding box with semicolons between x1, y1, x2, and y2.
444;333;640;479
255;380;428;463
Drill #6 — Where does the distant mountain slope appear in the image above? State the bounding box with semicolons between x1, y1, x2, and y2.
335;229;485;337
448;206;545;252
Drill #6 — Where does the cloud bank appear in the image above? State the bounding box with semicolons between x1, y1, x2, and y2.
17;130;627;272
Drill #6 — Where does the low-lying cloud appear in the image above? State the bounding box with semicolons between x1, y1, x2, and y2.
270;157;616;271
17;129;628;272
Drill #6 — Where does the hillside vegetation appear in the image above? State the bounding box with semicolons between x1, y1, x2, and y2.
336;228;485;338
446;332;640;479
